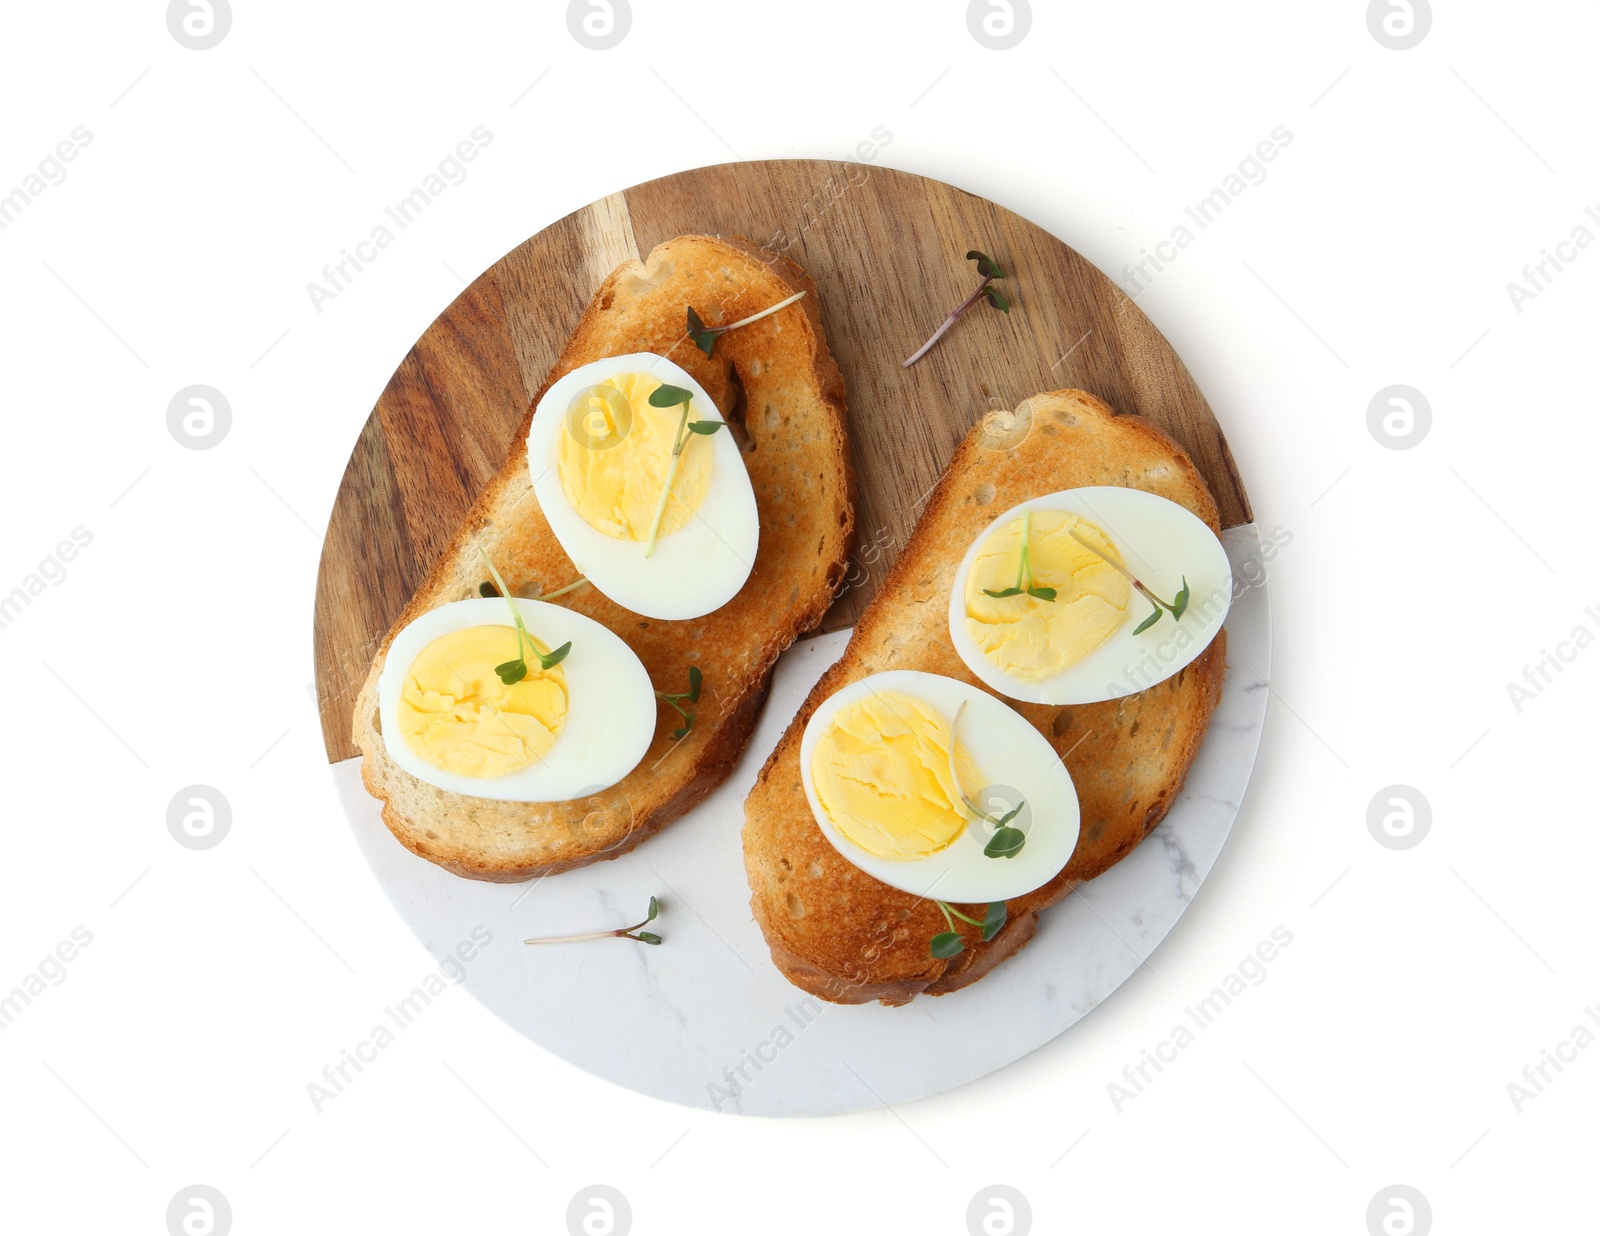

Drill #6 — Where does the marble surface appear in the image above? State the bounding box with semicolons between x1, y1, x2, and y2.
331;526;1272;1116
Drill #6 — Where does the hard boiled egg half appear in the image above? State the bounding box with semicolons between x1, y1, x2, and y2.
948;486;1232;706
526;352;759;620
799;670;1081;903
377;597;656;802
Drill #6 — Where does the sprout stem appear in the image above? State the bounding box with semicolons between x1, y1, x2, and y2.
478;548;533;665
902;278;995;368
535;577;588;602
938;901;988;928
643;402;694;558
1067;530;1170;610
525;898;660;945
720;290;806;332
524;930;626;945
1017;507;1033;591
945;701;1022;827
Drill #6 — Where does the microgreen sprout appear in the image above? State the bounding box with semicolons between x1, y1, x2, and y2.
642;384;725;558
477;549;573;685
1066;530;1190;634
655;666;703;740
930;900;1007;958
686;291;808;357
946;700;1029;860
536;577;588;602
981;507;1057;602
524;895;662;946
481;576;590;603
903;249;1010;368
983;804;1028;859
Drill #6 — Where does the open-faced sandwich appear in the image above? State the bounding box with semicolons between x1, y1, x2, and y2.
354;236;854;881
743;389;1230;1004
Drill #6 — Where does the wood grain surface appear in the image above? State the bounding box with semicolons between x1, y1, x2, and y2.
313;159;1251;762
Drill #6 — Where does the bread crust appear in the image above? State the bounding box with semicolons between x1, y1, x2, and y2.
742;390;1227;1005
353;235;854;881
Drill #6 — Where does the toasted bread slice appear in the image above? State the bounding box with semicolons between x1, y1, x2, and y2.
743;390;1226;1005
354;235;854;881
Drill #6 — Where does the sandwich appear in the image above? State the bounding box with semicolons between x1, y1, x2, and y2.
354;235;854;881
743;389;1229;1004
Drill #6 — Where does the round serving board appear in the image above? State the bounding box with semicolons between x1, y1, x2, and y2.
313;159;1250;760
313;161;1270;1115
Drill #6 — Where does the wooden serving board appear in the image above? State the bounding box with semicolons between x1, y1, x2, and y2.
313;159;1251;762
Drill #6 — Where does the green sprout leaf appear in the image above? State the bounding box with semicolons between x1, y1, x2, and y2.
933;897;1007;954
985;827;1026;860
966;249;1004;279
478;549;574;684
479;581;500;598
687;306;718;356
996;802;1024;826
494;658;528;685
1133;605;1164;635
656;666;702;740
646;896;659;922
633;931;663;945
648;383;694;408
686;420;725;435
1171;576;1191;620
984;509;1055;604
983;286;1011;313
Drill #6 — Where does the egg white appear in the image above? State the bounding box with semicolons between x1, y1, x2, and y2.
377;598;657;802
948;487;1232;706
526;352;759;621
798;671;1081;903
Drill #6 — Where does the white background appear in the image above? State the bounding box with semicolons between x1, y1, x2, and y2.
1;1;1594;1232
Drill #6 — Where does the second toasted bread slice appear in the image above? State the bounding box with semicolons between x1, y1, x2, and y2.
743;390;1226;1005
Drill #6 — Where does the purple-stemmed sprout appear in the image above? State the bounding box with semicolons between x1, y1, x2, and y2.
524;896;662;946
1066;530;1190;634
902;250;1011;368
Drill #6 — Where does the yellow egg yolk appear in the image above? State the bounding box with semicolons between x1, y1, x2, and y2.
397;625;568;778
810;691;984;861
556;371;715;542
964;510;1131;680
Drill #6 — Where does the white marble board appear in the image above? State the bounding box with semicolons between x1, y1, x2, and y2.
331;526;1272;1117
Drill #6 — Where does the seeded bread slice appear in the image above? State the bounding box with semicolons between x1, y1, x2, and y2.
742;390;1225;1005
354;235;854;881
